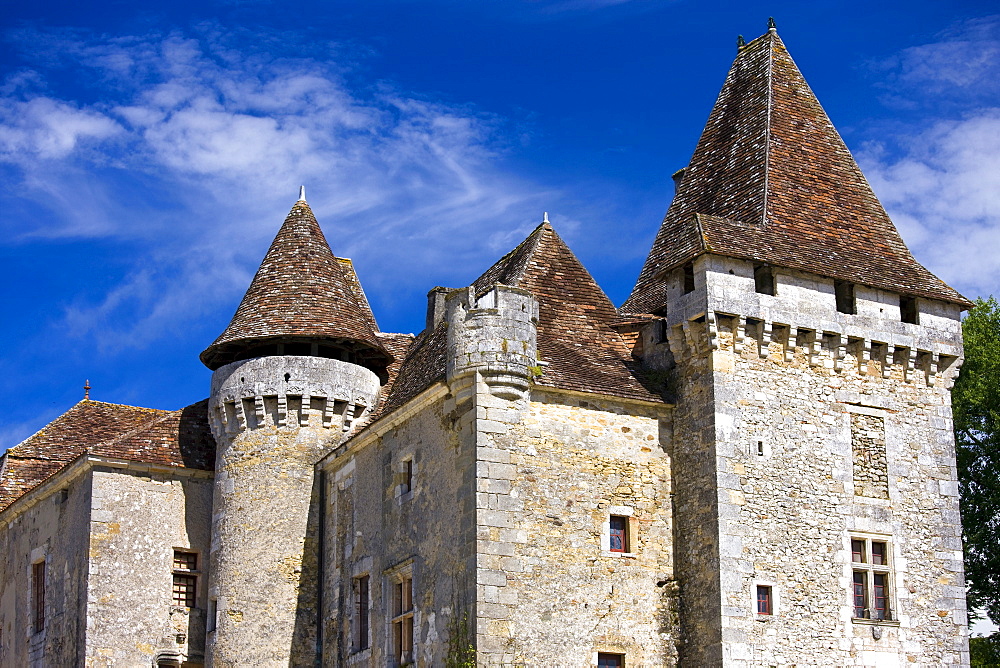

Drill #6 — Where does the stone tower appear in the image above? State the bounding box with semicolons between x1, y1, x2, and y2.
200;193;392;667
623;25;970;666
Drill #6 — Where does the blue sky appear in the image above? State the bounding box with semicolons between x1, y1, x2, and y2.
1;1;998;451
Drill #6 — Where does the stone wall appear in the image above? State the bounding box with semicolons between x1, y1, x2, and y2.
86;466;213;666
477;388;677;666
0;468;91;667
321;393;476;667
661;254;968;666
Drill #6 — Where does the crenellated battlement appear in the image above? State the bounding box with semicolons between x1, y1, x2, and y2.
208;355;381;440
445;283;538;400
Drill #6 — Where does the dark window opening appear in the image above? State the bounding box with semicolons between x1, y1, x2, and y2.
392;575;414;665
756;585;772;615
401;460;413;495
900;296;919;324
610;516;628;553
598;653;624;668
355;575;370;651
853;571;868;619
32;561;45;634
835;281;856;314
682;263;695;294
754;265;776;295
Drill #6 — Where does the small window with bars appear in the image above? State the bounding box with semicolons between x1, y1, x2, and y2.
171;550;198;608
851;537;892;621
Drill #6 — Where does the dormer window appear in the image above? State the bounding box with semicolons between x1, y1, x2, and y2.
900;296;919;324
835;281;856;314
754;264;775;295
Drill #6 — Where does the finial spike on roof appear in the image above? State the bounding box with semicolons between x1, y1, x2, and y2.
84;379;91;400
768;17;777;31
298;185;306;201
737;34;746;49
543;212;549;223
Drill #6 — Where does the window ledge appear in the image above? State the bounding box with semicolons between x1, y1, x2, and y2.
601;550;637;559
851;618;900;627
755;614;773;621
347;648;372;664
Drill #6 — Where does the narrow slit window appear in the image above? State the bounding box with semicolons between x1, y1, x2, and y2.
401;459;413;495
609;516;628;553
354;575;370;651
32;561;45;634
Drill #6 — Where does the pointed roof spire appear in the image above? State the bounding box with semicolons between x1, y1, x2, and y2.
298;185;306;201
623;28;968;314
543;211;550;224
83;379;91;400
737;35;746;49
200;198;392;373
768;16;777;31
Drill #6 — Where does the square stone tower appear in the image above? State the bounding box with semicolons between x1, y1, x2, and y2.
622;23;970;667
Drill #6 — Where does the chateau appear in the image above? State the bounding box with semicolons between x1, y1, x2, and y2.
0;25;972;667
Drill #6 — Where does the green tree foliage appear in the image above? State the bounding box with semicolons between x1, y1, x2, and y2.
954;296;1000;625
970;632;1000;667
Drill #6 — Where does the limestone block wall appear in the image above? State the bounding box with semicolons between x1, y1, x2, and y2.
0;469;92;667
470;387;676;667
662;255;968;666
85;467;213;666
321;396;476;666
207;355;378;667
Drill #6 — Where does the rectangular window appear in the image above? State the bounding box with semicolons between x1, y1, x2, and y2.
32;561;45;634
392;575;414;665
754;264;776;295
756;585;772;615
354;575;370;651
598;653;624;668
900;295;919;324
835;280;856;314
609;516;628;553
682;263;695;294
172;550;198;608
402;459;413;495
851;536;892;621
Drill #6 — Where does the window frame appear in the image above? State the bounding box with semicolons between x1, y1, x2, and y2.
609;515;628;553
756;585;773;615
387;565;415;666
597;652;625;668
171;549;199;609
31;560;46;635
850;535;893;622
353;574;371;652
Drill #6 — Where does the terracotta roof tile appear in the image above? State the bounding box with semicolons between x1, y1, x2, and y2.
473;223;666;403
623;29;969;314
201;200;392;371
0;400;216;513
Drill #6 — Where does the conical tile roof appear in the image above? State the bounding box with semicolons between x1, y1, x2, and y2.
623;27;969;314
474;222;664;403
200;199;392;371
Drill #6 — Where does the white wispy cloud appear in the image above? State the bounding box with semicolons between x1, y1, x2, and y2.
0;26;559;347
860;17;1000;302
